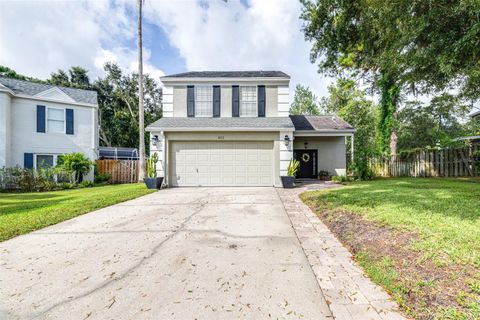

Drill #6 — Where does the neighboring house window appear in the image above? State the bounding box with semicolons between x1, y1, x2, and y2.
35;154;55;169
195;86;213;117
240;86;257;117
47;108;65;133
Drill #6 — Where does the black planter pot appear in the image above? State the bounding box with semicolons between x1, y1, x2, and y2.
281;176;295;188
144;177;163;190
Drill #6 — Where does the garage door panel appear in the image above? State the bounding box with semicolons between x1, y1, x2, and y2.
170;141;273;187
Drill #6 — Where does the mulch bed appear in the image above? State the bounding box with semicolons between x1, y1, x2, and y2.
309;206;479;319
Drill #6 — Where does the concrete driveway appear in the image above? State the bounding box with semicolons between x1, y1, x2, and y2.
0;187;332;320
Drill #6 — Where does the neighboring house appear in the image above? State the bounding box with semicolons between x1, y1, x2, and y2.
458;109;480;145
471;109;480;121
0;76;98;179
147;71;355;187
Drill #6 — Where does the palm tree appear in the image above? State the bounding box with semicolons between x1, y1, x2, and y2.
137;0;146;181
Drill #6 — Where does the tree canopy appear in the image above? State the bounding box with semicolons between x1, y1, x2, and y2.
300;0;480;154
289;84;320;115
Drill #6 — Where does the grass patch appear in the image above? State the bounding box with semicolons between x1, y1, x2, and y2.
301;178;480;319
0;183;154;241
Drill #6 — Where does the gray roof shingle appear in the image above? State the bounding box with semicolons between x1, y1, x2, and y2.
162;71;290;79
147;117;294;131
0;76;97;105
290;115;355;131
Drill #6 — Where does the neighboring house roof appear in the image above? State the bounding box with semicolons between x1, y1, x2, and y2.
146;117;295;131
0;76;97;105
162;71;290;79
290;115;356;133
470;109;480;118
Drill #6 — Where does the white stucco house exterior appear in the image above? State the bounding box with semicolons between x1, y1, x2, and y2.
0;76;98;179
147;71;355;187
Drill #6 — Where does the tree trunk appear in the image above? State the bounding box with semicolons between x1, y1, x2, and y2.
137;0;146;182
377;71;400;155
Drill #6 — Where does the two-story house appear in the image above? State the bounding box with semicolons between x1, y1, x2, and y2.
0;76;98;179
147;71;355;187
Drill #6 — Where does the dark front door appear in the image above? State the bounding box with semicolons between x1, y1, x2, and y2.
294;150;317;179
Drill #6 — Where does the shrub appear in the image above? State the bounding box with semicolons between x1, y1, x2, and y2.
59;182;74;190
94;172;111;184
57;153;92;183
79;180;94;188
331;175;353;183
349;160;375;180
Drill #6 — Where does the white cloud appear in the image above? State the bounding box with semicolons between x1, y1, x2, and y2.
0;0;164;81
144;0;331;100
0;0;327;98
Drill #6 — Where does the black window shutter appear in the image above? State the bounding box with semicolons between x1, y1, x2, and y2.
24;153;34;169
66;109;74;134
187;85;195;117
213;86;221;117
37;105;45;133
258;85;266;117
232;85;239;117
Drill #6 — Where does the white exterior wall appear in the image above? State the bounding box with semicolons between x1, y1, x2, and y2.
278;131;294;177
0;92;12;167
9;97;98;179
149;131;166;178
162;86;173;117
277;85;290;117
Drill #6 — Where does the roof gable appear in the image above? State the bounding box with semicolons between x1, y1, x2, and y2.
34;87;75;102
0;76;97;105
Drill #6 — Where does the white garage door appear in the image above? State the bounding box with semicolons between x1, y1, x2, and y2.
170;141;274;187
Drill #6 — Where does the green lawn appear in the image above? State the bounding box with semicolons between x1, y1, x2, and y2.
301;178;480;319
0;184;154;241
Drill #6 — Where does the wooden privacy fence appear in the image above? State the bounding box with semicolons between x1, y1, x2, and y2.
96;160;139;183
369;146;480;177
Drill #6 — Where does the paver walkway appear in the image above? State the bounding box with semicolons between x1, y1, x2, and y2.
277;182;406;320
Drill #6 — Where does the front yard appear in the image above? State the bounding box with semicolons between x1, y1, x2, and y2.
0;184;154;241
301;178;480;320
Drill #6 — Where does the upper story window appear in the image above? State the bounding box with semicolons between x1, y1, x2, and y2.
195;86;213;117
47;107;65;133
240;86;257;117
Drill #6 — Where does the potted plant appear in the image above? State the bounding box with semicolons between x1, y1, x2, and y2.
318;170;330;181
144;153;163;189
281;159;300;188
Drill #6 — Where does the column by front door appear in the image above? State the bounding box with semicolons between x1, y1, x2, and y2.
294;150;317;179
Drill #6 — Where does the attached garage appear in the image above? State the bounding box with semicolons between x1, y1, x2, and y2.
170;141;274;187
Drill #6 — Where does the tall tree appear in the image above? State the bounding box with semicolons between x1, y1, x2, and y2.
300;0;480;154
289;84;320;115
137;0;146;181
49;70;70;86
94;63;162;151
69;67;90;88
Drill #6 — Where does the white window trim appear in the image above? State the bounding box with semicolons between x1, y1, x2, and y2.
33;154;59;170
46;106;66;134
239;85;258;118
194;85;214;117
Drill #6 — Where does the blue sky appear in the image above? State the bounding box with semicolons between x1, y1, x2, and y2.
0;0;333;100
